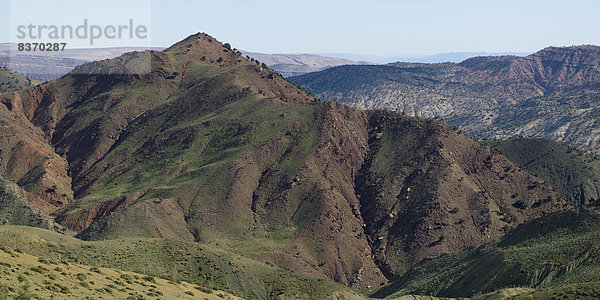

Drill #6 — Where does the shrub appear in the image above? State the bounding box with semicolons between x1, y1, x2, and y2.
30;265;48;273
195;286;213;294
120;274;133;282
13;283;33;300
76;273;87;281
0;283;8;299
514;199;528;209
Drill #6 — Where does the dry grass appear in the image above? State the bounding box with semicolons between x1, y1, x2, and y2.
0;245;240;299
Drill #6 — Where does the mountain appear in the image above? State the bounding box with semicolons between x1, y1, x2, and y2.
0;44;164;81
318;52;530;64
290;45;600;154
0;67;40;92
0;33;566;293
485;138;600;205
242;51;368;77
373;207;600;298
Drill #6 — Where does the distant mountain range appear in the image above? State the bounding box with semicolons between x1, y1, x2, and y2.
291;45;600;154
1;44;367;80
240;51;527;77
318;51;531;64
0;42;534;81
0;43;164;81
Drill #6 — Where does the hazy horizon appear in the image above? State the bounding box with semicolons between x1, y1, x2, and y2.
1;0;598;56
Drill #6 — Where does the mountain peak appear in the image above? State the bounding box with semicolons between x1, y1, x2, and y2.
164;32;247;66
68;33;262;77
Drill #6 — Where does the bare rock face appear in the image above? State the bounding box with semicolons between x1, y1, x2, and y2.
0;91;72;213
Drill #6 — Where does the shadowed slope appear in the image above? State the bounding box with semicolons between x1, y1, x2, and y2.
374;208;600;298
486;138;600;205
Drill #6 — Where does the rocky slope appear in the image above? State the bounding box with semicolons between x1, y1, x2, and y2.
0;84;73;215
290;45;600;154
0;33;566;291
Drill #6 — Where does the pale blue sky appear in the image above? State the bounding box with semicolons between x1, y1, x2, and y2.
2;0;599;55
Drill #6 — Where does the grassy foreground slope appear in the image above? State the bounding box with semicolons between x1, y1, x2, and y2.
0;245;236;299
0;226;365;300
373;207;600;298
486;138;600;205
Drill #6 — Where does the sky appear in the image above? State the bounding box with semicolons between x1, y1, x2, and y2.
1;0;599;56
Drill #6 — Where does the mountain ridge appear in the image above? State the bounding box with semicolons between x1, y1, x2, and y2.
290;45;600;154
